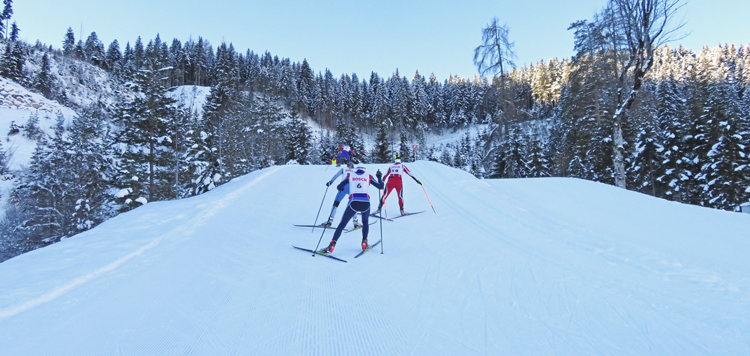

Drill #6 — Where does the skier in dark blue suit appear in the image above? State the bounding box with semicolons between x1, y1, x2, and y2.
326;165;384;252
335;144;354;166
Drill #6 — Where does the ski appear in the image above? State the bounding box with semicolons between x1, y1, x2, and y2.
390;210;426;220
343;221;377;233
369;213;394;221
354;240;381;258
292;245;347;263
293;223;330;228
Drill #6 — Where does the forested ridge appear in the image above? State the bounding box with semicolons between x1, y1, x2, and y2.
0;8;748;260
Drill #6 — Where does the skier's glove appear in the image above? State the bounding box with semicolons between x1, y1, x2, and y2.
326;181;332;187
417;180;422;185
376;170;382;179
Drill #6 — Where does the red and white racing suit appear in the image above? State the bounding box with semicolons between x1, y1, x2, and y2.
379;162;419;210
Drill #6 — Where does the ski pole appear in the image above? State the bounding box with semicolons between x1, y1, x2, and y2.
312;225;328;257
311;186;330;233
421;184;437;215
378;185;384;254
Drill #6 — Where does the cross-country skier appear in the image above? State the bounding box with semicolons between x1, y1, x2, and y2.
323;157;361;229
335;144;354;166
325;165;384;253
373;153;422;216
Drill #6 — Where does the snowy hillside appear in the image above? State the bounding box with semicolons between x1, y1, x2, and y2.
0;77;77;170
0;161;747;355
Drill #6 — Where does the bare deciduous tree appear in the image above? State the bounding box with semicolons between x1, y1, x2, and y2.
607;0;686;188
474;17;517;84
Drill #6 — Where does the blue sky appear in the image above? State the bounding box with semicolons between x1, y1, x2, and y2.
14;0;750;82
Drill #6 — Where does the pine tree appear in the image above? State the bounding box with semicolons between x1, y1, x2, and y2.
66;107;115;233
84;32;105;66
8;112;113;249
0;0;11;39
630;118;663;196
398;132;412;162
134;36;144;69
284;113;313;164
697;78;750;209
0;135;7;177
113;61;178;209
526;137;551;177
373;122;391;163
182;118;222;196
30;54;51;96
22;111;42;140
73;40;85;60
410;71;431;129
62;27;75;57
105;39;122;73
0;41;23;82
653;79;689;201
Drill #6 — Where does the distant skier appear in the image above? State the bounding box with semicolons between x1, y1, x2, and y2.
324;157;361;229
335;144;354;166
374;153;422;216
325;165;384;253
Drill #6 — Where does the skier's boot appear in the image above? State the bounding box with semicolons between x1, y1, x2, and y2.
400;207;406;215
326;240;336;253
323;217;333;228
353;216;362;229
361;237;368;251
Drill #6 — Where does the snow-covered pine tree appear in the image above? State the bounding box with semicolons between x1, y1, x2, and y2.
410;71;431;127
373;122;391;163
83;32;106;67
398;132;412;162
247;93;289;168
105;39;122;74
284;113;313;164
66;108;115;234
0;41;23;82
62;27;75;57
0;0;11;39
526;137;551;178
630;116;664;196
34;53;52;97
182;119;222;196
440;146;453;167
653;79;690;201
8;113;111;249
318;130;337;164
112;60;178;208
0;133;8;177
296;58;315;117
696;76;750;210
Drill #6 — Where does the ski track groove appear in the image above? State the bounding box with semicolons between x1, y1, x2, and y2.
476;274;489;356
408;256;442;356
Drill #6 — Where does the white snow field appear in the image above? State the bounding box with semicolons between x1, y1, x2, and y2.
0;161;747;355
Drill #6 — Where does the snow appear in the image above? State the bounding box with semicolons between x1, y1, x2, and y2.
169;85;211;117
0;161;748;355
0;78;77;171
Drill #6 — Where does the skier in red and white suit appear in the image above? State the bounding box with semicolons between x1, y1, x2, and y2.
374;153;422;215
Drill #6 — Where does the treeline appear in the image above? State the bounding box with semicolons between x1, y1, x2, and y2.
1;27;748;260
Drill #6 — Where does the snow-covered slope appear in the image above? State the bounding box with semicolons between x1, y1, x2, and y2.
0;77;77;170
0;162;747;355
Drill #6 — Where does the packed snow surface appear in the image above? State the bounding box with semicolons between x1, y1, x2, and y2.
0;161;747;355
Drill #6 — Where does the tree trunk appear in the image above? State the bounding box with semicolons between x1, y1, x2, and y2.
613;121;626;189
